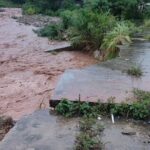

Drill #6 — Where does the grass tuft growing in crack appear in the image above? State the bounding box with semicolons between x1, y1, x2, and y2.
76;117;104;150
127;66;143;77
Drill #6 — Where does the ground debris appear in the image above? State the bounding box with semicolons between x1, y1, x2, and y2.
0;116;14;141
121;128;136;136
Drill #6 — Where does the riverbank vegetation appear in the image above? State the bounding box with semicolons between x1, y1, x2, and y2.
0;0;23;7
55;89;150;149
2;0;150;59
127;66;143;77
55;89;150;120
75;117;104;150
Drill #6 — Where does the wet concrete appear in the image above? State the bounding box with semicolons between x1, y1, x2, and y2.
0;8;96;120
0;110;78;150
0;109;149;150
102;119;150;150
52;40;150;103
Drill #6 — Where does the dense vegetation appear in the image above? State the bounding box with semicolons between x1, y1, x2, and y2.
56;89;150;120
1;0;149;58
6;0;150;19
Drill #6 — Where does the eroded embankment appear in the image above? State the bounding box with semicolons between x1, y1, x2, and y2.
0;8;96;120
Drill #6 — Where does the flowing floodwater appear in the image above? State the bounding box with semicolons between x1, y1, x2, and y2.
0;8;96;120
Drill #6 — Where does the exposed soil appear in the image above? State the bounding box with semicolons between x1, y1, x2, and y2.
0;8;96;120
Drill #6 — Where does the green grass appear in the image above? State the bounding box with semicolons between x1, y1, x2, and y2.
76;117;104;150
127;66;143;77
55;89;150;120
101;21;133;60
34;24;64;40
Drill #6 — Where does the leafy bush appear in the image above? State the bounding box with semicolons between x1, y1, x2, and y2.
55;99;76;117
55;89;150;120
111;89;150;120
76;117;103;150
83;0;110;12
60;9;76;29
0;0;22;7
61;0;76;9
22;0;77;15
36;24;64;40
56;99;96;117
127;66;143;77
23;4;38;15
67;9;116;50
109;0;150;20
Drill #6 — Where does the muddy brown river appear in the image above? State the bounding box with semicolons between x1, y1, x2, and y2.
0;8;96;120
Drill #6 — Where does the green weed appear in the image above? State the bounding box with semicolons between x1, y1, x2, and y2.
76;117;104;150
127;66;143;77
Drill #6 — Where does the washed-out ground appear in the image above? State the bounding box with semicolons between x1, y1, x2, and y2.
0;8;96;120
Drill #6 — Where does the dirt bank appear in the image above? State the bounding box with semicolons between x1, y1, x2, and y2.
0;8;96;120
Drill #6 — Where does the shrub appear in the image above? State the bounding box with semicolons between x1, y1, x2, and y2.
60;10;75;29
83;0;149;20
23;5;37;15
67;9;116;50
109;0;149;20
76;117;104;150
83;0;110;12
101;22;132;59
22;1;41;15
55;89;150;120
127;66;143;77
111;89;150;120
36;24;64;40
0;0;22;7
61;0;76;9
22;0;76;15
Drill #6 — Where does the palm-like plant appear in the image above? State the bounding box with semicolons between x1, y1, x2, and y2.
101;22;132;59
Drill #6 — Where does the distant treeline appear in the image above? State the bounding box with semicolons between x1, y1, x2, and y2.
10;0;150;19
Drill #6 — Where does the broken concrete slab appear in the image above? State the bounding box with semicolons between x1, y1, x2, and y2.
0;110;78;150
51;41;150;106
45;42;72;52
51;66;134;105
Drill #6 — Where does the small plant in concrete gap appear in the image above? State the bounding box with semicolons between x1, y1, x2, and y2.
111;89;150;120
76;117;104;150
55;89;150;120
127;66;143;77
55;99;100;117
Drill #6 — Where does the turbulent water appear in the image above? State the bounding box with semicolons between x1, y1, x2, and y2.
0;8;96;120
